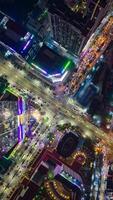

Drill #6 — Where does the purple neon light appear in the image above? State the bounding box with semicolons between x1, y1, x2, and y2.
22;35;34;51
31;63;48;75
17;97;23;142
31;63;69;79
20;124;23;139
23;40;31;51
17;99;21;142
18;125;21;142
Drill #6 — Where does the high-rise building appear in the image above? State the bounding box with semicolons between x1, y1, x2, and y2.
25;0;109;57
46;0;108;56
29;44;75;84
75;81;99;107
25;5;50;40
0;11;36;63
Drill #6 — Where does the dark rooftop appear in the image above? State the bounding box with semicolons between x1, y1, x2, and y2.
31;45;74;75
47;0;107;36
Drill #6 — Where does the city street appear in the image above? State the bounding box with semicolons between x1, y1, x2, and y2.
0;118;59;199
0;59;110;145
0;58;112;199
0;1;113;199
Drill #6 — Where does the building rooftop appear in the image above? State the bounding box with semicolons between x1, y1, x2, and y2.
47;0;107;36
31;45;74;76
0;12;34;54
